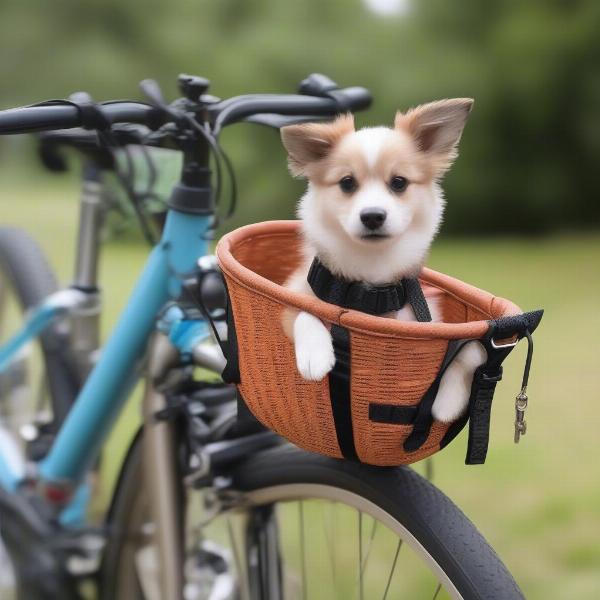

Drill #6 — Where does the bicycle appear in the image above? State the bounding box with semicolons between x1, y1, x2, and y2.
0;73;525;599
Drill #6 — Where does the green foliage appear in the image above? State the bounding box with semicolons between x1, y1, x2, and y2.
0;0;598;234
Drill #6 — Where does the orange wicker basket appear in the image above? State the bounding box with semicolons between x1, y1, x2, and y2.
216;220;542;466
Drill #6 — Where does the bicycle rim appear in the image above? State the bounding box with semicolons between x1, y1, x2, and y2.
190;483;461;600
120;482;461;600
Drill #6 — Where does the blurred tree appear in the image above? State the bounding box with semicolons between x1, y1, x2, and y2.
0;0;598;234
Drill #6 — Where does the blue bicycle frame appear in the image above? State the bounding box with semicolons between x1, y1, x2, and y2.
0;208;212;501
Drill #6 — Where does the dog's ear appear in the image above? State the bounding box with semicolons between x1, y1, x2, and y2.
281;114;354;177
395;98;473;176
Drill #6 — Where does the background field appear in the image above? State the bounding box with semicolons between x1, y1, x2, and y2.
2;167;599;598
1;0;599;596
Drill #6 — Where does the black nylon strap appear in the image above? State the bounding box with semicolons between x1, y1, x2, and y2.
328;325;358;461
369;403;417;425
307;257;430;320
220;279;241;384
403;339;469;452
403;277;432;322
402;309;543;460
463;309;543;464
464;366;503;464
491;310;543;339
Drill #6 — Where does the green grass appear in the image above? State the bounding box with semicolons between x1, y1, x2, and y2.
3;174;600;598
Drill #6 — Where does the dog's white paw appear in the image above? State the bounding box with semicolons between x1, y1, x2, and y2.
293;311;335;381
432;341;487;423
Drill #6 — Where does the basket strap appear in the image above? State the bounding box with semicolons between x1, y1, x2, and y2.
404;310;543;465
463;310;543;464
398;309;543;463
220;278;241;384
464;365;504;463
369;403;418;424
402;339;471;452
328;324;359;461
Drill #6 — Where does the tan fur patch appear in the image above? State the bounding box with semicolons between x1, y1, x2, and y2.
281;114;355;177
395;98;473;177
305;131;430;187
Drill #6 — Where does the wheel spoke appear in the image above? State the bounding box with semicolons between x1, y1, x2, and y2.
358;510;364;600
323;501;337;598
360;517;378;577
432;582;442;599
298;500;307;600
381;538;403;600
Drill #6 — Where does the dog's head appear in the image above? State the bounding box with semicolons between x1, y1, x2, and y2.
281;99;473;281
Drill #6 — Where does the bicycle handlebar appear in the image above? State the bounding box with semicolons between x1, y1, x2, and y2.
0;76;371;137
209;86;372;131
37;124;164;172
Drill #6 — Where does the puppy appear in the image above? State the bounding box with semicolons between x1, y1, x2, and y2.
279;99;486;423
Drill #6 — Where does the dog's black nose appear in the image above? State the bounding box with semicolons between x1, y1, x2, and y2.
360;208;387;230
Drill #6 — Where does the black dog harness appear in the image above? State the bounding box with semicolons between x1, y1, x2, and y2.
307;258;432;321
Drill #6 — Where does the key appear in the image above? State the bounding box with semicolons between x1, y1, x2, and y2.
514;389;528;444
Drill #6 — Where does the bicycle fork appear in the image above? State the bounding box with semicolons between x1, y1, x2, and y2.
141;333;185;600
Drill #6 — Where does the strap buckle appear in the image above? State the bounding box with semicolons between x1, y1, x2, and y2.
476;367;503;386
490;337;519;350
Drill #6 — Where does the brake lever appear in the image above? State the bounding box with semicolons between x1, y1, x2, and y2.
243;113;332;129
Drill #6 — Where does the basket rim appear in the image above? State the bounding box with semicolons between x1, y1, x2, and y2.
216;220;522;341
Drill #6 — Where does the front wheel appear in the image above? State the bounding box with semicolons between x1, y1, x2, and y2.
102;439;523;600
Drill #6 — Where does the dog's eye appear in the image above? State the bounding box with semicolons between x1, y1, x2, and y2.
339;176;358;194
389;176;408;193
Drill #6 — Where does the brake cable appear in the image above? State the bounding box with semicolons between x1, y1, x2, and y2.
97;128;158;245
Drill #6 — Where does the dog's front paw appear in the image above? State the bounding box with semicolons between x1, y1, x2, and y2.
432;341;487;423
293;312;336;381
431;383;469;423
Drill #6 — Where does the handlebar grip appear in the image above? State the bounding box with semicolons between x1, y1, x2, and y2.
0;105;80;135
0;101;161;136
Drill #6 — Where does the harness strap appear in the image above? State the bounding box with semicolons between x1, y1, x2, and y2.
403;277;432;322
328;325;358;461
307;257;432;459
307;257;430;320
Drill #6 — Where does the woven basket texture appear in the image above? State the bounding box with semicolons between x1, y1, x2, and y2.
217;221;520;465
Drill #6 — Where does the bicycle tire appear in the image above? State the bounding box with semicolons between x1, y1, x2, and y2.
231;445;524;600
0;226;78;428
101;436;524;600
